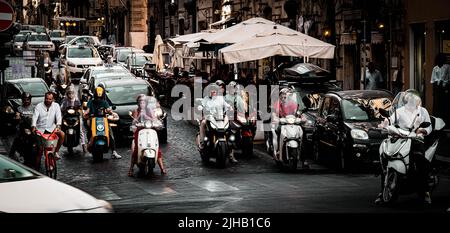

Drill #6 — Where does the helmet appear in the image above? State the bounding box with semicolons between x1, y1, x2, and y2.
98;83;105;89
280;87;291;95
215;80;225;88
95;86;105;99
228;81;237;88
21;92;32;101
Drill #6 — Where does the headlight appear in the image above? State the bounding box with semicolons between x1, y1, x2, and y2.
286;117;296;124
61;84;67;89
209;122;217;129
67;61;76;67
67;109;75;114
4;106;14;114
351;129;369;140
144;121;152;128
44;63;49;67
16;45;21;49
97;124;105;132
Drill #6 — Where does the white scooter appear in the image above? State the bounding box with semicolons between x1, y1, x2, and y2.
378;108;445;203
273;114;305;171
130;112;162;177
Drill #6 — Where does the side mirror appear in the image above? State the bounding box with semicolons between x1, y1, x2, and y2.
112;105;117;110
158;94;165;100
419;122;431;129
326;114;338;123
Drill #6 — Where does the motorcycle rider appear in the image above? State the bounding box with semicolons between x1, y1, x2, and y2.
128;94;167;176
9;92;37;168
60;87;85;151
31;92;65;162
83;86;122;159
271;87;309;168
375;89;433;205
198;84;237;163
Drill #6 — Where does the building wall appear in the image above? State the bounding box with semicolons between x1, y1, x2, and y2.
405;0;450;111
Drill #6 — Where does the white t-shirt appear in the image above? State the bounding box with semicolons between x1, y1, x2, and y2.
431;64;450;86
388;106;432;135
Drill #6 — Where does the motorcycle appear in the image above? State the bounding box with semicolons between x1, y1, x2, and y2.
62;106;81;155
87;107;119;162
35;129;59;179
129;112;162;177
229;113;257;157
55;76;69;104
274;114;305;171
378;108;445;204
43;57;53;88
10;113;37;168
196;112;233;168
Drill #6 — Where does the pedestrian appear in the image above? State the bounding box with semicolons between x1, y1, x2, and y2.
431;53;450;121
364;62;384;90
392;65;404;96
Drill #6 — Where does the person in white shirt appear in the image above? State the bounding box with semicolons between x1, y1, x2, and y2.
376;90;433;205
364;62;384;90
31;92;65;160
431;53;450;118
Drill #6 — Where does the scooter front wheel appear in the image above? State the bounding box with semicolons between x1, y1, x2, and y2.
45;153;57;179
382;168;399;203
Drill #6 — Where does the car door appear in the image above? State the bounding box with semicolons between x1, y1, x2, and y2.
315;96;331;151
323;97;343;150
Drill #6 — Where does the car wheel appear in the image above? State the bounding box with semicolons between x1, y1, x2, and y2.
313;139;320;162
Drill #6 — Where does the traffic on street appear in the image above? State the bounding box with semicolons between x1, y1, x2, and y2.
0;0;449;216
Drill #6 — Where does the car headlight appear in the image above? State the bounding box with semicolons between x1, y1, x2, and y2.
16;45;21;49
67;61;76;67
351;129;369;140
44;63;49;68
4;106;14;114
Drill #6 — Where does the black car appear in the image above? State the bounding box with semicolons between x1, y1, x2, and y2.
101;79;167;143
312;90;394;170
0;78;49;134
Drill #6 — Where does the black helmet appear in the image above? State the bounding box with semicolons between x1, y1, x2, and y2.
21;92;32;101
215;80;225;88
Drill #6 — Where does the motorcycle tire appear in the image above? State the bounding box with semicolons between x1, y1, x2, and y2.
287;147;299;171
216;142;227;168
67;146;74;155
45;153;57;179
382;168;399;203
241;137;253;157
92;148;103;163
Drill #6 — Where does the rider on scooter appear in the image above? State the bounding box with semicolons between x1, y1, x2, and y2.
9;92;37;168
198;84;237;163
375;89;433;205
128;94;167;176
83;86;122;159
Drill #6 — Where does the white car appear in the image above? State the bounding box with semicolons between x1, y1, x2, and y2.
0;154;113;213
23;32;55;52
67;35;102;47
125;53;152;76
115;47;145;66
61;45;103;83
49;30;66;49
11;34;27;56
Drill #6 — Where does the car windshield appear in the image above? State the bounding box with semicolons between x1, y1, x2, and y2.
342;97;392;122
50;31;65;37
0;156;37;183
106;84;149;105
128;56;148;66
18;82;48;97
118;50;143;62
28;34;50;42
14;35;26;42
68;47;96;58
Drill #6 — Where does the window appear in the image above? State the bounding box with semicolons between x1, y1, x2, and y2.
320;97;331;117
328;97;341;116
6;84;21;99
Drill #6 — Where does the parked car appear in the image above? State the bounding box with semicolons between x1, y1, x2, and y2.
0;78;49;134
114;47;145;66
312;90;394;170
83;72;137;99
124;53;152;77
101;79;166;142
0;154;113;213
60;44;103;83
11;34;27;56
49;30;66;55
22;32;55;52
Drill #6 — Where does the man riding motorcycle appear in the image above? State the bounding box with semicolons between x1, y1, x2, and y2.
198;84;237;163
375;89;433;205
9;92;37;168
83;86;122;159
128;94;167;176
270;87;309;168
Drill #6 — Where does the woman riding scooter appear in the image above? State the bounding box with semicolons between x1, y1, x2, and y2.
128;94;167;177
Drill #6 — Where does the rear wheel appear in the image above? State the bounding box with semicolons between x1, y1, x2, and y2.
382;168;399;203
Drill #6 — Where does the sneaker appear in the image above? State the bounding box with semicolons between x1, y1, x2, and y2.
374;193;383;205
111;151;122;159
424;192;432;205
229;154;238;163
302;161;310;169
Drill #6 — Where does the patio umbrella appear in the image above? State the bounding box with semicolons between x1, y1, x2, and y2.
219;32;335;64
152;35;164;71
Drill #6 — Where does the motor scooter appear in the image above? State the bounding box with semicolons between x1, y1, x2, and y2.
62;106;81;155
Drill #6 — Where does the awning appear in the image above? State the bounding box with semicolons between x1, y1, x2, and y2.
53;16;86;21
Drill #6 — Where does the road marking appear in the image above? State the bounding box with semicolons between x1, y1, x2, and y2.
96;186;122;201
139;183;177;195
189;179;239;192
